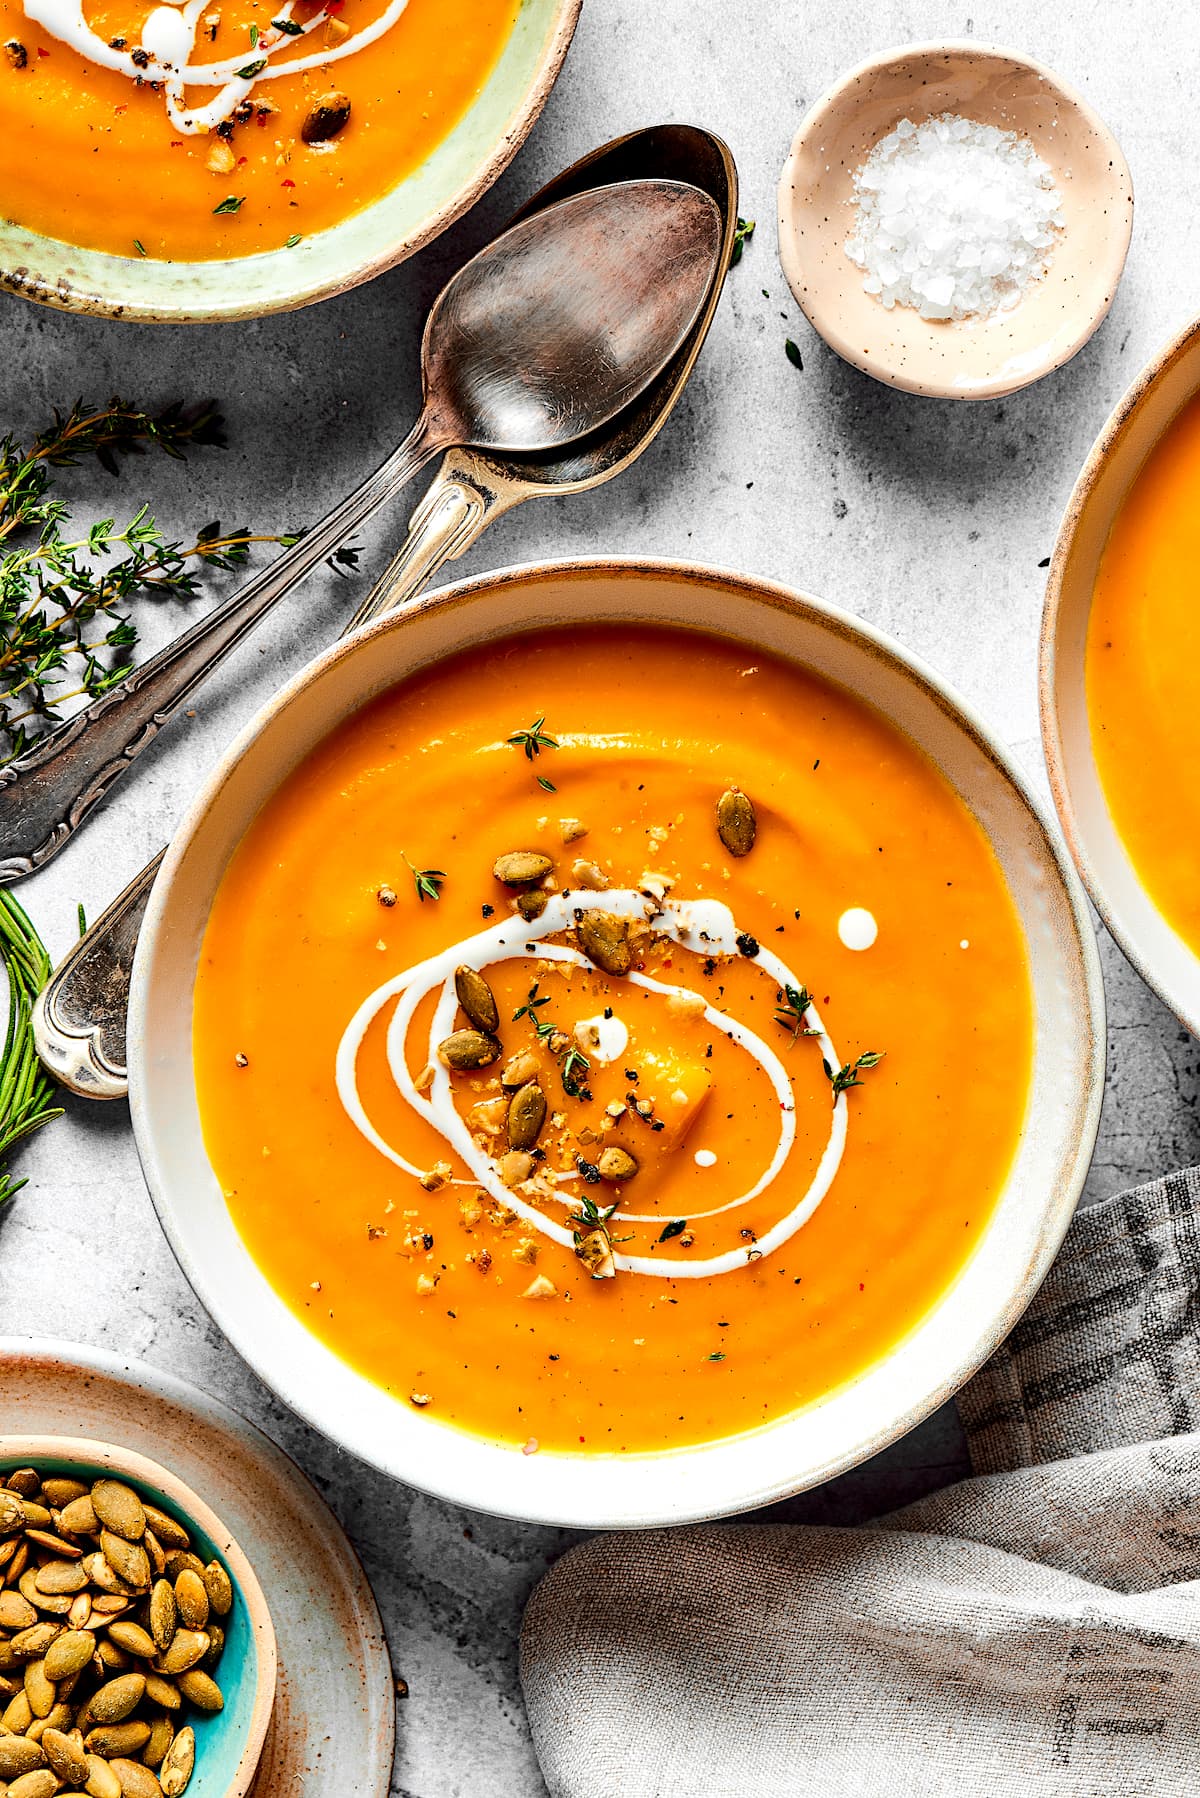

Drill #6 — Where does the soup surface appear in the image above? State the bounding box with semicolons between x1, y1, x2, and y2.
0;0;517;258
194;624;1033;1454
1088;390;1200;951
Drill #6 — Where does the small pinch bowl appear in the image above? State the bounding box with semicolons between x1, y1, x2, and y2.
128;560;1104;1529
0;1435;276;1795
1041;313;1200;1036
777;41;1134;400
0;0;579;322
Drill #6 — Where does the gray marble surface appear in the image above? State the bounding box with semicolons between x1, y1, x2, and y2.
2;1;1198;1792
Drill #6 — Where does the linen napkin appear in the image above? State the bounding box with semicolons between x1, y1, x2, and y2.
520;1166;1200;1796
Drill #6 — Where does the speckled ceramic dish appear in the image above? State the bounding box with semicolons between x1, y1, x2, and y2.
128;558;1104;1530
0;0;579;323
0;1341;395;1796
0;1434;274;1797
777;41;1133;400
1041;313;1200;1037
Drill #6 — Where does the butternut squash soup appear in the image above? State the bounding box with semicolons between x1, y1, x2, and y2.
193;625;1033;1454
0;0;517;258
1088;390;1200;953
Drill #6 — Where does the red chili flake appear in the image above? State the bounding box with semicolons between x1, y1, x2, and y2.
36;45;50;55
281;178;295;188
324;1;345;13
237;156;247;165
521;1437;539;1457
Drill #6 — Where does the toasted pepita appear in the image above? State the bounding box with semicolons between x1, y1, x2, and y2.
35;1558;89;1595
506;1081;547;1150
159;1726;194;1796
41;1724;88;1784
4;1469;39;1498
156;1630;208;1677
99;1533;150;1593
142;1712;175;1769
576;909;632;976
716;787;757;857
0;1490;24;1535
84;1751;123;1798
454;965;500;1035
43;1629;95;1681
162;1553;204;1584
57;1494;99;1538
437;1029;501;1071
141;1508;189;1554
106;1623;155;1661
11;1621;62;1660
492;850;553;886
40;1479;88;1510
88;1673;145;1725
23;1657;56;1718
85;1719;151;1757
7;1767;59;1798
90;1484;146;1545
172;1571;208;1633
148;1581;176;1652
143;1672;181;1711
0;1589;36;1630
0;1734;45;1779
174;1669;221;1713
517;889;549;920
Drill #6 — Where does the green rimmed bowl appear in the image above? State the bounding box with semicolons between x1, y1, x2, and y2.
0;1436;275;1796
0;0;579;322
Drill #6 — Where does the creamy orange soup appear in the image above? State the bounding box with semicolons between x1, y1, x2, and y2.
1088;391;1200;951
194;625;1032;1454
0;0;517;259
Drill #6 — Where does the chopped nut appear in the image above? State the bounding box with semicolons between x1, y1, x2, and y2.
575;1231;616;1279
205;140;236;175
458;1193;483;1228
559;818;588;844
4;39;28;68
414;1063;436;1094
639;870;674;902
468;1097;508;1136
666;989;707;1020
498;1150;534;1188
416;1274;437;1296
323;13;350;42
501;1050;541;1089
419;1161;453;1192
409;1392;432;1408
605;1101;627;1119
570;859;608;891
202;8;219;35
511;1238;539;1264
522;1274;557;1300
366;1224;387;1240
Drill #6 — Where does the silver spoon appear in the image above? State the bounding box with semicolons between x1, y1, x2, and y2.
0;176;721;885
33;125;737;1101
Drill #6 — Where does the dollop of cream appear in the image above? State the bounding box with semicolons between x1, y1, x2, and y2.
694;1149;718;1169
573;1012;629;1065
335;890;851;1281
838;907;878;951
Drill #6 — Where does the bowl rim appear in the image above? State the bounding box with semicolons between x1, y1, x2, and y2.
0;1431;277;1796
129;553;1106;1527
0;0;581;324
776;36;1135;401
1040;309;1200;1036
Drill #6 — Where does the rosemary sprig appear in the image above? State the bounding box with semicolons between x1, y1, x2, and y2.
400;853;445;904
824;1050;885;1102
0;399;292;765
0;893;63;1209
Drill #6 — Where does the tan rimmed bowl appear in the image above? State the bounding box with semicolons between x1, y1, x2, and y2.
128;558;1104;1529
1042;313;1200;1036
0;0;579;322
0;1435;276;1796
777;41;1133;399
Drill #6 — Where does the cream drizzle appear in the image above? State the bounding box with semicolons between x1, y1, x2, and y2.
23;0;410;134
335;890;850;1280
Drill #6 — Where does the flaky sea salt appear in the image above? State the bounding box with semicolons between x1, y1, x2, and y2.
844;113;1066;321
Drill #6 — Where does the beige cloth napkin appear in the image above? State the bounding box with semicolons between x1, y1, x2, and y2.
521;1167;1200;1796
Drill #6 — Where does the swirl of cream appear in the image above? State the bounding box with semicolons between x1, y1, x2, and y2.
335;890;849;1280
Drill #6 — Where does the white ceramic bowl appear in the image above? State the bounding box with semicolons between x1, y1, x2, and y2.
0;0;579;323
130;559;1104;1528
1042;313;1200;1034
777;41;1134;399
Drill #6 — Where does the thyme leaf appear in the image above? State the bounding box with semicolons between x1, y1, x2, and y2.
774;982;815;1044
731;216;755;266
658;1217;688;1243
824;1049;885;1102
507;714;557;761
212;194;247;214
401;852;444;904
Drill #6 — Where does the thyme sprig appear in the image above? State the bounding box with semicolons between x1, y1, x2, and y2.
507;713;558;791
512;981;592;1100
0;893;63;1209
824;1050;885;1102
400;853;445;904
774;982;816;1044
0;398;292;765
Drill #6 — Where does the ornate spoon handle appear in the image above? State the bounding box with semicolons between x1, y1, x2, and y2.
33;455;500;1101
0;423;439;886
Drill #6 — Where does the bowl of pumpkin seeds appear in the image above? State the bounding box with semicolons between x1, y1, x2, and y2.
0;1441;275;1798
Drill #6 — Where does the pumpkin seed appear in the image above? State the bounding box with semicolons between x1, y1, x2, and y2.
173;1571;207;1634
89;1674;145;1725
43;1629;95;1681
159;1726;194;1797
148;1582;176;1652
85;1753;123;1798
506;1082;547;1150
19;1569;71;1615
23;1658;55;1718
0;1492;25;1536
576;910;632;976
83;1555;135;1600
200;1623;224;1671
27;1695;74;1736
517;890;548;920
142;1713;175;1768
40;1479;88;1510
454;965;499;1035
90;1485;146;1545
85;1719;151;1758
144;1672;181;1711
143;1530;166;1579
57;1495;98;1537
200;1563;231;1619
0;1591;36;1631
141;1508;189;1554
596;1145;639;1182
8;1769;58;1798
11;1622;63;1658
1;1686;33;1731
0;1737;45;1780
162;1554;204;1584
106;1623;155;1661
492;850;553;887
41;1725;88;1785
174;1669;221;1713
35;1559;88;1595
300;89;350;144
716;787;757;857
156;1631;207;1677
19;1504;52;1530
4;1470;39;1499
437;1029;501;1071
99;1534;150;1593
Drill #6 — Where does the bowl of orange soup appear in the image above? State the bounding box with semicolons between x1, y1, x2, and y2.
0;0;578;319
1042;314;1200;1036
129;559;1103;1526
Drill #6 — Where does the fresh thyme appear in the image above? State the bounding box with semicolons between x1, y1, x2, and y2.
824;1050;885;1102
568;1189;629;1277
512;981;592;1100
774;982;815;1044
731;216;755;266
508;714;558;789
400;853;445;904
272;15;304;30
212;195;246;214
786;338;804;372
658;1217;688;1244
0;892;64;1209
0;399;295;764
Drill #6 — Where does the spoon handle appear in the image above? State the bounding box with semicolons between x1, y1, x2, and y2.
33;458;504;1101
0;418;440;886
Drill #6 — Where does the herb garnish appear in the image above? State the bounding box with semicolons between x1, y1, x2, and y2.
213;194;246;213
568;1189;628;1277
400;852;444;904
707;1351;726;1362
513;981;592;1100
785;338;803;372
285;233;302;249
774;982;815;1044
658;1218;688;1244
133;239;147;258
272;14;304;30
248;23;259;44
508;714;557;790
0;892;63;1208
731;216;755;266
824;1050;885;1101
234;58;265;76
0;400;294;762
